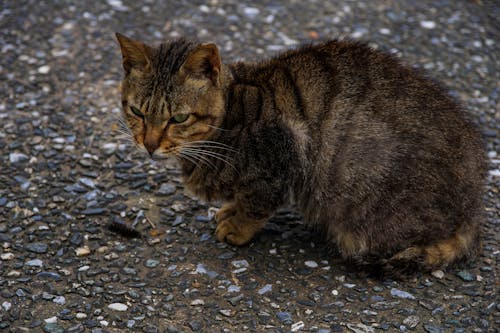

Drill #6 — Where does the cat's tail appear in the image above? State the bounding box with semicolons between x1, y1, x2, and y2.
360;224;481;279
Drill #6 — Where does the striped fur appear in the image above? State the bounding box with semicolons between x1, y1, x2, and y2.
116;34;486;277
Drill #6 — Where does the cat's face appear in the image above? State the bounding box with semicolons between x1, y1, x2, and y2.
116;33;224;159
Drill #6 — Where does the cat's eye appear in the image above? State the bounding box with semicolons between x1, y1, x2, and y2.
130;106;143;117
171;114;189;123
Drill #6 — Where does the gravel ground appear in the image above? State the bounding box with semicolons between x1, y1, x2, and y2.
0;1;499;332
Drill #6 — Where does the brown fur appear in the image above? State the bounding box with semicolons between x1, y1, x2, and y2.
116;33;486;277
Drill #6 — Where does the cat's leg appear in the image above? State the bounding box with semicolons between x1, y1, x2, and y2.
215;202;268;246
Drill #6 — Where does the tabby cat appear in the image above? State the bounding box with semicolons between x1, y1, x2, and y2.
115;32;486;276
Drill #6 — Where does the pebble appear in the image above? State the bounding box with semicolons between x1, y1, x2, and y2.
38;65;51;74
420;20;436;29
243;7;260;19
108;303;128;311
304;260;318;268
25;242;48;253
157;184;176;196
219;309;232;317
44;317;58;324
191;299;205;306
2;302;11;311
431;270;444;279
456;270;475;282
75;313;87;319
144;259;160;268
258;284;272;295
346;323;375;333
276;311;292;324
25;259;43;267
423;323;444;333
43;323;64;333
291;321;305;332
403;315;420;328
390;288;416;300
9;152;29;163
52;296;65;305
75;246;91;256
231;259;249;268
1;253;14;260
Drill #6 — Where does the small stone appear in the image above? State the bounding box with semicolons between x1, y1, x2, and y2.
423;323;444;333
227;285;241;293
43;323;64;333
38;65;50;74
219;309;232;317
231;259;249;268
403;315;420;329
70;233;84;246
79;178;95;188
191;299;205;306
144;259;160;268
304;260;318;268
390;288;416;300
9;152;29;163
1;253;14;260
26;242;48;254
189;320;202;331
44;317;58;324
108;303;128;311
420;20;436;29
76;313;87;319
157;184;176;196
102;143;117;154
52;296;66;305
243;7;260;19
291;321;305;332
346;323;375;333
2;302;11;311
25;259;43;267
431;270;444;279
258;284;272;295
276;312;292;325
456;270;475;282
75;246;90;256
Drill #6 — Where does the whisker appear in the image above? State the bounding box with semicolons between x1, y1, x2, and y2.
180;147;238;173
182;150;217;171
206;124;233;132
185;141;239;153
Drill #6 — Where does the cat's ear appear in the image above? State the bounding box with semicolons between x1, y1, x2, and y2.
115;32;153;73
180;43;221;86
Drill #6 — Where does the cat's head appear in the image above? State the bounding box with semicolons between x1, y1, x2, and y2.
116;33;225;159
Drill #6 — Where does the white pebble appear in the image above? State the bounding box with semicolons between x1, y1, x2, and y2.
100;320;109;327
431;270;445;279
291;321;305;332
190;299;205;306
108;303;128;311
379;28;391;35
52;296;66;305
38;65;50;74
9;152;29;163
75;246;90;256
243;7;260;19
1;253;14;260
331;289;339;296
231;259;249;268
420;20;436;29
76;313;87;319
2;301;11;311
44;316;58;324
304;260;318;268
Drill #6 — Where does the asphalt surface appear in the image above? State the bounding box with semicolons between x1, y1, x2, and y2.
0;1;499;332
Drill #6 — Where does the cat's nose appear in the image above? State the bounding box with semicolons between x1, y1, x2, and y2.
144;139;159;155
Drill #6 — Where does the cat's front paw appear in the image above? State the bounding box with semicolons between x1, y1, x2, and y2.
215;218;255;246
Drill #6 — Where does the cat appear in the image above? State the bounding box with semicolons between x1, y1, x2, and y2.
115;32;486;277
